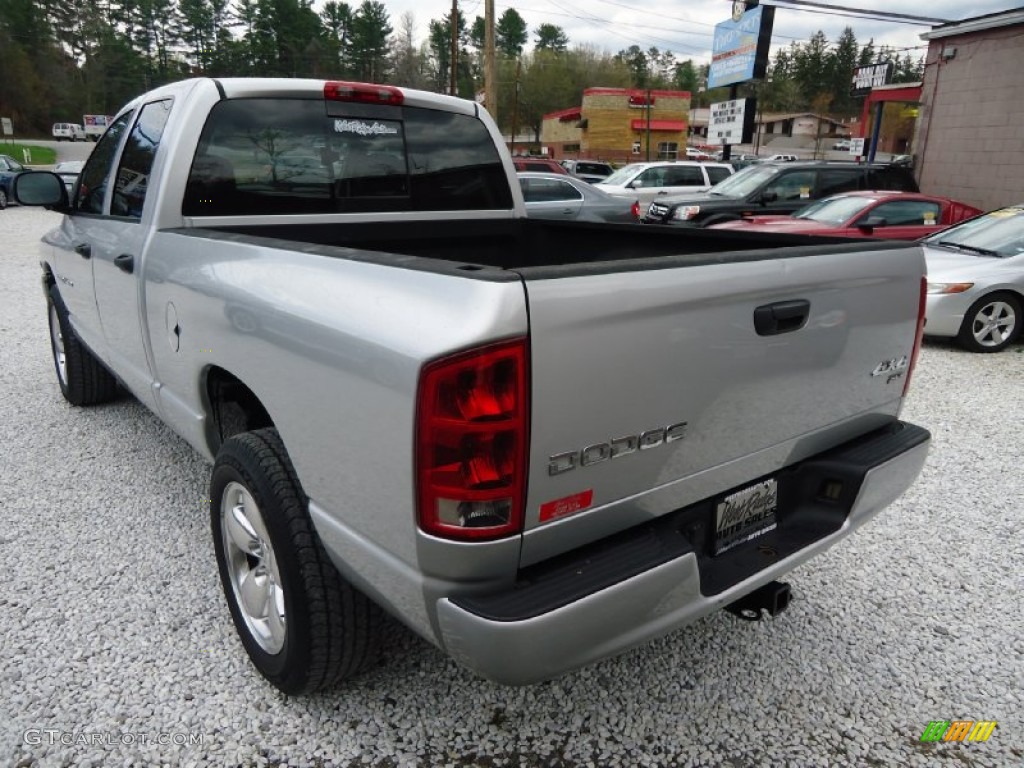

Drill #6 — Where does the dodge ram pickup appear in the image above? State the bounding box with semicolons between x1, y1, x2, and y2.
16;77;931;694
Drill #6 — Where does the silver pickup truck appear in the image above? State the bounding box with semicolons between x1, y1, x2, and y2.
16;78;931;694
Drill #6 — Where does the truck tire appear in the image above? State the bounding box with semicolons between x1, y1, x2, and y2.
47;285;118;405
956;292;1022;353
211;428;380;694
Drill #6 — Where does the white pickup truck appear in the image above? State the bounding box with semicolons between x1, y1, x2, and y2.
15;78;930;694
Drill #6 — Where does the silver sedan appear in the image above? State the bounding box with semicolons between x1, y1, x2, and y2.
923;204;1024;352
517;172;639;224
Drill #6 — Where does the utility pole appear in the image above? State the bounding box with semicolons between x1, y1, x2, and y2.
645;89;652;161
511;59;521;155
449;0;458;96
484;0;496;121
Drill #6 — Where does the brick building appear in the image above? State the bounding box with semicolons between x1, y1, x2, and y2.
540;88;691;164
914;8;1024;210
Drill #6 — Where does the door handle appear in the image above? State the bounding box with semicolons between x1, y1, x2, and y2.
754;300;810;336
114;254;135;274
74;243;91;259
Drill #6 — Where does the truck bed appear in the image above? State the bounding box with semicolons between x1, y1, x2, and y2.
189;218;914;273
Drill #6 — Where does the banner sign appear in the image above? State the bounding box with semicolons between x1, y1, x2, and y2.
851;62;894;97
707;6;775;89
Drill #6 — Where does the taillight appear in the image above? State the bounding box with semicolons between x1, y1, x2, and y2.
903;276;927;397
631;201;641;219
324;81;404;105
416;338;529;541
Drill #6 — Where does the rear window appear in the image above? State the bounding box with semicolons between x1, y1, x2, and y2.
183;98;513;216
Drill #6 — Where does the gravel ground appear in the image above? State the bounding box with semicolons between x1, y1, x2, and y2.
1;205;1021;768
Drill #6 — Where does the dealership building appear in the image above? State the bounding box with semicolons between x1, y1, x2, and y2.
914;8;1024;210
540;88;691;163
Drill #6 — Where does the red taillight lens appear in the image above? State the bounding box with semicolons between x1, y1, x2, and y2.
903;276;927;397
631;201;641;219
416;339;529;540
324;81;404;106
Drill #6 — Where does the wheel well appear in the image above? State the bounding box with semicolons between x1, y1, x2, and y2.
205;367;274;452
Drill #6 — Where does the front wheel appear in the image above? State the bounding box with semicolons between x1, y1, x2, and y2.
47;286;118;405
0;188;8;209
211;428;380;694
956;292;1022;353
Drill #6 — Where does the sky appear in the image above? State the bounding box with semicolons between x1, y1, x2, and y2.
336;0;1022;67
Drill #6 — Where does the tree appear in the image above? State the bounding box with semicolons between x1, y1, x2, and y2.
829;26;859;115
320;1;354;75
616;45;647;86
389;12;428;88
495;8;526;57
533;23;567;53
674;59;699;94
349;0;391;81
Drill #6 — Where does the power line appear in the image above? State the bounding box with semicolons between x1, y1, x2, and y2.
763;0;951;25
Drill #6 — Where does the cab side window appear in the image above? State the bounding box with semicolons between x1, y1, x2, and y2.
73;113;133;215
112;100;173;219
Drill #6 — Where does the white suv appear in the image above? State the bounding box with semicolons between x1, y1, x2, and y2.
52;123;86;142
594;161;734;202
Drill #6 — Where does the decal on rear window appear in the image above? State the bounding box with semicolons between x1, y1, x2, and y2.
334;119;400;136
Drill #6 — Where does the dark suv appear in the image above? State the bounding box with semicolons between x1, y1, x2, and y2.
642;161;918;227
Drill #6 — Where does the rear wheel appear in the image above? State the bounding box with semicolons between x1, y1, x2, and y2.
211;428;380;694
957;292;1022;353
47;285;118;405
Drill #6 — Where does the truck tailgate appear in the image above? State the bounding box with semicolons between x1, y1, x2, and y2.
516;243;924;565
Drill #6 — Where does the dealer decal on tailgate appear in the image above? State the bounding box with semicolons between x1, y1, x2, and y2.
540;490;594;523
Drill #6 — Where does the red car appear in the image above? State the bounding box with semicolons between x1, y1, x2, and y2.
709;191;982;239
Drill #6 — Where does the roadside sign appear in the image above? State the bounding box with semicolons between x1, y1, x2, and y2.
0;117;12;136
850;138;866;156
707;98;756;145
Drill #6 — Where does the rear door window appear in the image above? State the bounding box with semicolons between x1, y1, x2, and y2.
764;171;816;202
520;177;583;203
663;166;706;186
183;98;512;216
705;166;732;184
818;170;861;197
112;99;172;219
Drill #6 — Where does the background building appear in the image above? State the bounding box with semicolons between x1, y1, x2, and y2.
541;88;690;163
914;8;1024;210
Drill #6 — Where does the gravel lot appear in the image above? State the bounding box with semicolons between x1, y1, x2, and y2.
1;205;1021;768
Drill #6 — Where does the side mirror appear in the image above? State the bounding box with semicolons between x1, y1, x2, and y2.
14;171;68;209
858;216;887;230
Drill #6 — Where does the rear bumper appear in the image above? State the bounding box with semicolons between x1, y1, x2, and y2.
436;421;930;685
